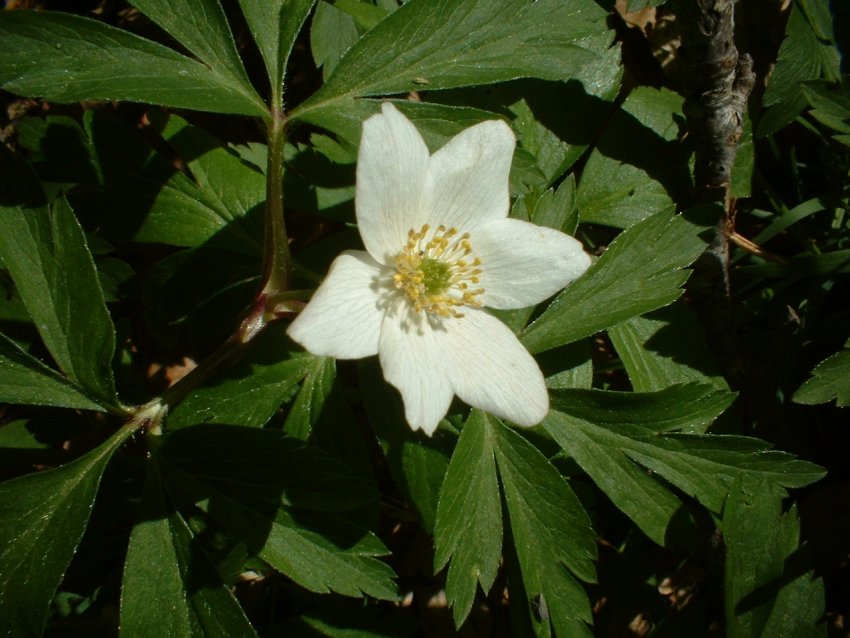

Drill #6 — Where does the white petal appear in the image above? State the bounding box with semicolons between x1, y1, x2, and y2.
423;119;514;232
379;308;454;435
356;103;431;264
474;218;592;310
287;251;385;359
438;309;548;427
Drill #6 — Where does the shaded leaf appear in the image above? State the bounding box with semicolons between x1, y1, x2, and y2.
758;1;841;137
0;146;117;406
0;424;134;636
802;80;850;145
121;459;257;638
311;1;359;80
72;111;265;251
0;11;267;117
360;359;450;533
724;477;826;638
0;332;106;411
168;325;312;429
161;425;397;599
334;0;390;31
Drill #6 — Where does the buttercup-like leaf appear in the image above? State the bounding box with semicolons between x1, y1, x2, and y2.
793;342;850;407
522;207;713;354
0;146;118;406
129;0;256;96
0;11;268;117
492;417;596;636
433;411;502;626
548;388;824;515
724;477;826;638
121;460;257;638
0;333;106;411
0;424;134;636
160;425;396;599
292;0;613;119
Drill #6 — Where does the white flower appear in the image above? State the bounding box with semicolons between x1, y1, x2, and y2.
287;103;591;435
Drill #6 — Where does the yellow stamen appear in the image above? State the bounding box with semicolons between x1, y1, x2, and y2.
393;224;485;318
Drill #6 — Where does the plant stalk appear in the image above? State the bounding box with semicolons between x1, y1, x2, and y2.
260;107;293;295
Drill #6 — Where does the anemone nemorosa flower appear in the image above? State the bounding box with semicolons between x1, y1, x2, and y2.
287;103;591;435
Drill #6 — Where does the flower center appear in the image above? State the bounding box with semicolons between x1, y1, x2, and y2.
393;224;484;318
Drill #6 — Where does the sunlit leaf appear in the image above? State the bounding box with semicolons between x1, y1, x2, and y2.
433;411;502;627
236;0;317;98
292;0;613;120
521;207;713;354
548;388;824;516
793;342;850;407
492;418;596;637
0;11;267;117
129;0;256;97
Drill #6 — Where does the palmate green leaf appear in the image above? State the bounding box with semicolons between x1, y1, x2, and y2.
543;385;744;545
236;0;317;99
577;87;690;229
434;412;596;631
129;0;255;97
160;425;397;599
757;0;841;137
0;11;267;117
291;0;613;121
547;387;824;516
608;302;728;398
793;341;850;407
724;477;825;638
521;207;713;355
72;111;265;251
433;411;502;626
284;357;377;485
0;423;135;637
311;1;359;80
284;355;336;440
0;146;118;407
0;333;105;411
121;460;257;638
492;418;596;637
334;0;390;30
168;325;312;429
299;97;508;153
802;80;850;145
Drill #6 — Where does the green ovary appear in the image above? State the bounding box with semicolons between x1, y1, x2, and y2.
420;258;452;295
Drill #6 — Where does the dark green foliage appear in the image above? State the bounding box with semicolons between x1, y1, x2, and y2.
0;0;844;635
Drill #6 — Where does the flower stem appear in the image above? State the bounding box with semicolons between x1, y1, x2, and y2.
157;294;270;414
260;108;293;295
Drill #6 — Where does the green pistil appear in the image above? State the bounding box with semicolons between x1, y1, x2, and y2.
420;258;451;295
